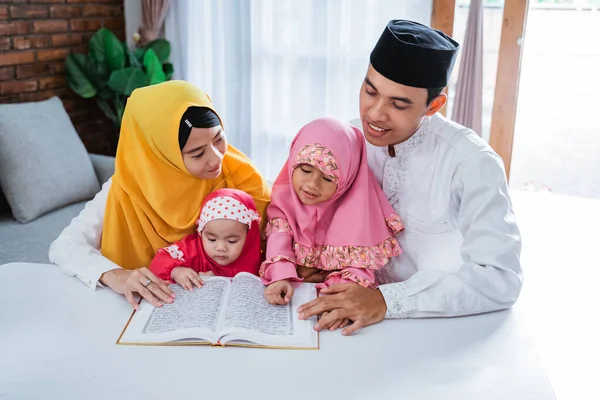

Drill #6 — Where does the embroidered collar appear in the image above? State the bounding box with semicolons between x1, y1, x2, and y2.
391;115;432;156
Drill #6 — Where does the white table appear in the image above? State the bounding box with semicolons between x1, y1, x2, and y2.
0;262;554;400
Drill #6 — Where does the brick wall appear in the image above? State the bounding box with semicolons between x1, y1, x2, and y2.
0;0;125;155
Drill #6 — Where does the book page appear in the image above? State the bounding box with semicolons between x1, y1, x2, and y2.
219;273;319;349
223;273;293;335
144;280;227;333
117;278;230;344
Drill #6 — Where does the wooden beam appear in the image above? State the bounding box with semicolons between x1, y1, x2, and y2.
431;0;456;116
431;0;456;37
489;0;530;180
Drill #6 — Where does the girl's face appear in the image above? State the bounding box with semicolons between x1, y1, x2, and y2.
181;126;228;179
201;219;248;266
292;164;338;205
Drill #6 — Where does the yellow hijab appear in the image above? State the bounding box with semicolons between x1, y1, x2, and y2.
101;80;271;270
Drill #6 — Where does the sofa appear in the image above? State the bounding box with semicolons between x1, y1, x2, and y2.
0;154;114;265
0;97;115;266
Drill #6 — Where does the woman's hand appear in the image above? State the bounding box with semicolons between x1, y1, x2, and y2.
296;265;330;283
172;267;205;291
264;280;294;305
100;267;176;310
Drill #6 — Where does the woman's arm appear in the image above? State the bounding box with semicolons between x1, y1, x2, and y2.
49;179;176;308
49;179;121;290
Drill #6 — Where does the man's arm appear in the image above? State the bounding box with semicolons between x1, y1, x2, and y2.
298;151;522;333
380;151;523;318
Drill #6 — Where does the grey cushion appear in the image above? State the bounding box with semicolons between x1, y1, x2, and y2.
89;154;115;184
0;201;86;265
0;97;100;223
0;190;10;217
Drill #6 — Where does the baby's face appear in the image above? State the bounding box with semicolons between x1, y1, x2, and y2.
292;164;338;205
201;219;248;266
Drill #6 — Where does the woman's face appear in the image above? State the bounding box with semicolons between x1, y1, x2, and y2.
181;126;228;179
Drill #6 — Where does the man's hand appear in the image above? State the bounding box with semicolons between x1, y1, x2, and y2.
319;311;351;332
296;266;330;283
265;280;294;305
172;267;205;291
100;267;175;310
297;283;387;335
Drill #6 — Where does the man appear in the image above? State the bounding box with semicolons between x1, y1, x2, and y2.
297;20;522;335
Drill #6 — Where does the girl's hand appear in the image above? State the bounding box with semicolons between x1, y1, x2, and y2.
171;267;205;291
265;280;294;305
296;265;330;283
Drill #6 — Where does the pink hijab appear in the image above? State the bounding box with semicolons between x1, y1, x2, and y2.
268;117;401;249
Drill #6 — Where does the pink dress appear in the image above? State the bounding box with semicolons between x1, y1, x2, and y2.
259;117;404;289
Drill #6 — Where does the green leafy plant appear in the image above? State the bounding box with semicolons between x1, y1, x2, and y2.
65;27;173;130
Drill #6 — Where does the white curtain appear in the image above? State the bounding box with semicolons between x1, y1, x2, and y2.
166;0;432;180
165;0;252;154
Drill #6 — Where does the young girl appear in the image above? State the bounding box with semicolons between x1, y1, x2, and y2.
261;117;404;305
150;188;262;290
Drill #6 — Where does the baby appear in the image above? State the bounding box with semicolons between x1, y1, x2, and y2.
150;188;262;290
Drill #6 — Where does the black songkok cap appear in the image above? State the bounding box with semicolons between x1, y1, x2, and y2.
370;20;460;89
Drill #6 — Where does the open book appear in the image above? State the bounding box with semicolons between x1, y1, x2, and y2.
117;272;319;349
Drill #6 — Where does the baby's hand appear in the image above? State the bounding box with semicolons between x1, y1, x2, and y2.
319;311;351;332
265;280;294;305
171;267;204;291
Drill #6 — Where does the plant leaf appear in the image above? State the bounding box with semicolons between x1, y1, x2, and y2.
143;48;166;85
146;39;171;63
86;50;108;89
127;49;142;69
134;48;146;63
89;27;125;73
97;85;113;100
115;95;125;129
163;62;174;80
65;53;97;98
107;68;147;96
96;98;117;123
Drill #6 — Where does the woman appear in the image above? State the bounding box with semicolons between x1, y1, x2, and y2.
49;81;271;309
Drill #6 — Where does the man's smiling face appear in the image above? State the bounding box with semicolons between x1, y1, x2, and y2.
359;64;446;147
